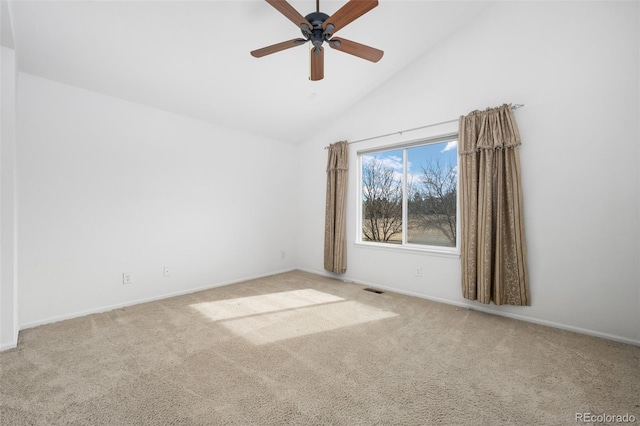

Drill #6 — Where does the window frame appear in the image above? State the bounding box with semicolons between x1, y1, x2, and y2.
355;132;460;257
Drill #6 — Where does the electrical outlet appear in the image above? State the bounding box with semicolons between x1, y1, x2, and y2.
415;268;422;277
163;267;171;277
123;272;133;284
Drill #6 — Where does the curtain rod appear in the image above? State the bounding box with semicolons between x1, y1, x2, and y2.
324;104;525;149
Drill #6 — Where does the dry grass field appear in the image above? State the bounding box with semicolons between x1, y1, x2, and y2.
363;218;455;247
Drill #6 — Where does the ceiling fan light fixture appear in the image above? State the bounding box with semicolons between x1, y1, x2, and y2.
324;23;335;35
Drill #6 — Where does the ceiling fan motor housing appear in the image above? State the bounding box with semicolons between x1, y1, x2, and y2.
303;12;331;50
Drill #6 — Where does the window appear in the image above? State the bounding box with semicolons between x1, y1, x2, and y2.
358;135;458;252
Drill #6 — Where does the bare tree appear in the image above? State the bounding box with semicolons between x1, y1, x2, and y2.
361;157;403;243
409;159;457;245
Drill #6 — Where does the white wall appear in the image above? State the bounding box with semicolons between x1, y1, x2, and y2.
297;1;640;345
1;45;19;350
18;74;298;327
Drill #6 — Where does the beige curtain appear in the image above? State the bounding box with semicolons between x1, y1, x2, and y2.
324;141;348;274
459;104;529;305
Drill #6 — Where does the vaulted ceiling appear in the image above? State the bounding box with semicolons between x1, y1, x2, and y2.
3;1;492;143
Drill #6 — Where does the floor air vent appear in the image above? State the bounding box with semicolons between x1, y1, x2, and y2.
363;288;384;294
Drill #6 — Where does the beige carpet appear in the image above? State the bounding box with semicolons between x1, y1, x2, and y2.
1;271;638;425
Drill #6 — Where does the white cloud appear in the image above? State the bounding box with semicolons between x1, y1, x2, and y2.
363;154;403;172
378;155;403;172
441;140;458;153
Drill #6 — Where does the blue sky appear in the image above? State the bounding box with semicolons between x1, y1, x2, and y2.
361;140;458;185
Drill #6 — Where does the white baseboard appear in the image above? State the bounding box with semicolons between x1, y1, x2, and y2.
19;268;297;331
0;325;20;352
296;267;640;347
0;341;18;351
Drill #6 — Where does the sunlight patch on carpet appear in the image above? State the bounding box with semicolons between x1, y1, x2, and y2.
190;289;345;322
221;300;398;345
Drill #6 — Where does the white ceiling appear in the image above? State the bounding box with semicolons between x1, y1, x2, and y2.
4;0;492;143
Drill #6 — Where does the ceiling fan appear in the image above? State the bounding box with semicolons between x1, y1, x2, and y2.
251;0;383;81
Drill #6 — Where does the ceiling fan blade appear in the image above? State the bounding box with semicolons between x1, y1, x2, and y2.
310;47;324;81
322;0;378;33
329;37;383;62
266;0;313;31
251;38;307;58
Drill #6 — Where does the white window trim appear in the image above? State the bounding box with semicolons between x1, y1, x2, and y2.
355;132;461;257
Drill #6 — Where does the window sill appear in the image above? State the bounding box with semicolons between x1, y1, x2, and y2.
354;241;461;259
